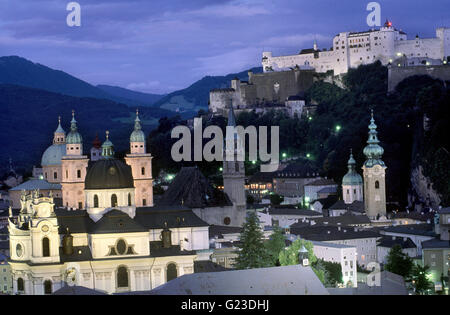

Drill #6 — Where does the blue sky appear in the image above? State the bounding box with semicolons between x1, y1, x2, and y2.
0;0;449;94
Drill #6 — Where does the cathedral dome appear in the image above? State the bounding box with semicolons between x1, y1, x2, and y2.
85;159;134;190
41;144;66;166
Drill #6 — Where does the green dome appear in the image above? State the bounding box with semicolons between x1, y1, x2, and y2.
342;151;363;186
41;144;66;166
363;111;385;167
67;112;82;144
130;110;145;142
101;131;115;158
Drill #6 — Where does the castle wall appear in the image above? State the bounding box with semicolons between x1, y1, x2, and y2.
388;65;450;92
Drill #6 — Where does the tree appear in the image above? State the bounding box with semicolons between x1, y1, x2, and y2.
278;239;326;283
270;194;284;206
384;244;414;278
319;259;343;287
410;265;433;295
264;227;285;266
246;195;255;205
234;212;270;269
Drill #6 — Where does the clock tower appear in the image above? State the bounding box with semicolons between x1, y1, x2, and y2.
362;111;387;219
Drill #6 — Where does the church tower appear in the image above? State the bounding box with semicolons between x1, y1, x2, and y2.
61;111;89;210
362;111;387;219
342;149;363;204
125;110;154;207
223;105;246;226
90;134;102;161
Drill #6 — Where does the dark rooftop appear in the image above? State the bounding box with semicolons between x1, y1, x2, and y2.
377;236;417;249
290;225;380;241
159;167;232;208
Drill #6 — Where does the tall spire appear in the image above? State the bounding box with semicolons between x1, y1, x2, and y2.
363;110;385;167
134;108;142;131
66;110;82;145
70;110;77;132
130;108;145;144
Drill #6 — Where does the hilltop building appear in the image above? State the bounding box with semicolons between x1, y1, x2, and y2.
262;22;450;75
209;69;313;116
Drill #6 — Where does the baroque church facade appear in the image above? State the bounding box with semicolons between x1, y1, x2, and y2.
7;108;247;295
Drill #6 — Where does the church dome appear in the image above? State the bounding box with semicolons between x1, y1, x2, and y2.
41;144;66;166
85;159;134;190
342;151;363;186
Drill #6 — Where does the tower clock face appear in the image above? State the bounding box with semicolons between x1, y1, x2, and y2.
41;225;49;232
16;244;23;257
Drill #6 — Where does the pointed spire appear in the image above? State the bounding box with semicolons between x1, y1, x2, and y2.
70;110;78;131
134;108;142;131
363;110;385;166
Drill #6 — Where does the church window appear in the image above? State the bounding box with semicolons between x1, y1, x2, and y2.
141;167;145;175
17;278;24;292
44;280;52;294
166;263;178;282
54;172;57;179
94;195;99;208
235;162;239;172
224;217;231;225
128;193;132;206
117;266;129;288
347;189;349;194
143;199;147;206
375;181;380;189
66;170;68;179
45;173;48;179
77;169;81;178
354;189;357;194
78;202;82;210
16;243;23;257
42;237;50;257
111;194;118;207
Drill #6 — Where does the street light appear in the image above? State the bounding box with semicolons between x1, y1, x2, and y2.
335;125;341;132
282;153;287;158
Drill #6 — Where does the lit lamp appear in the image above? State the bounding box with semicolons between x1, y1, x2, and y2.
299;245;309;266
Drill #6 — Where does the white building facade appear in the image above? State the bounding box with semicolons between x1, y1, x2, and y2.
262;22;450;75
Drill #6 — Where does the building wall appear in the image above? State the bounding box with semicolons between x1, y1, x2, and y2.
193;205;245;228
0;261;12;294
323;237;378;269
388;64;450;92
312;242;357;287
273;177;321;197
125;154;154;207
42;165;62;183
61;156;89;209
342;184;363;204
423;248;450;286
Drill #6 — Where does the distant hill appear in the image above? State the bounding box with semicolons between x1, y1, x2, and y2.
97;84;165;106
0;56;164;107
153;67;263;113
0;84;175;174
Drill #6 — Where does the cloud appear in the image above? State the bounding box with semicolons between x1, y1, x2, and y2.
187;1;270;18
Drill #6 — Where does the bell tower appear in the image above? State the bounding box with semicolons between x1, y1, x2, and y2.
61;110;89;210
223;105;246;226
125;110;154;207
362;111;387;219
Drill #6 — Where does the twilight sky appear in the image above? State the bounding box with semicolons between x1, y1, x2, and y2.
0;0;449;94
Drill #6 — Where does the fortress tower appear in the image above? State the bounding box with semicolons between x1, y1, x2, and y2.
362;111;387;219
124;110;154;207
61;111;89;210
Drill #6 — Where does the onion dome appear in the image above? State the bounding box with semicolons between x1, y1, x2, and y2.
342;149;363;185
363;111;385;167
66;110;83;144
130;109;145;143
85;159;134;190
101;131;115;158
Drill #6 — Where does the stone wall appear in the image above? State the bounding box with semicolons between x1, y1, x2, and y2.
388;65;450;92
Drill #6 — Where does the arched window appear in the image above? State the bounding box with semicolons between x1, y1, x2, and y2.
166;263;177;282
42;237;50;257
44;280;52;294
111;194;118;207
375;181;380;189
53;172;57;179
141;167;145;175
128;193;132;206
17;278;24;292
117;266;129;288
77;169;81;178
116;239;127;255
94;195;99;208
